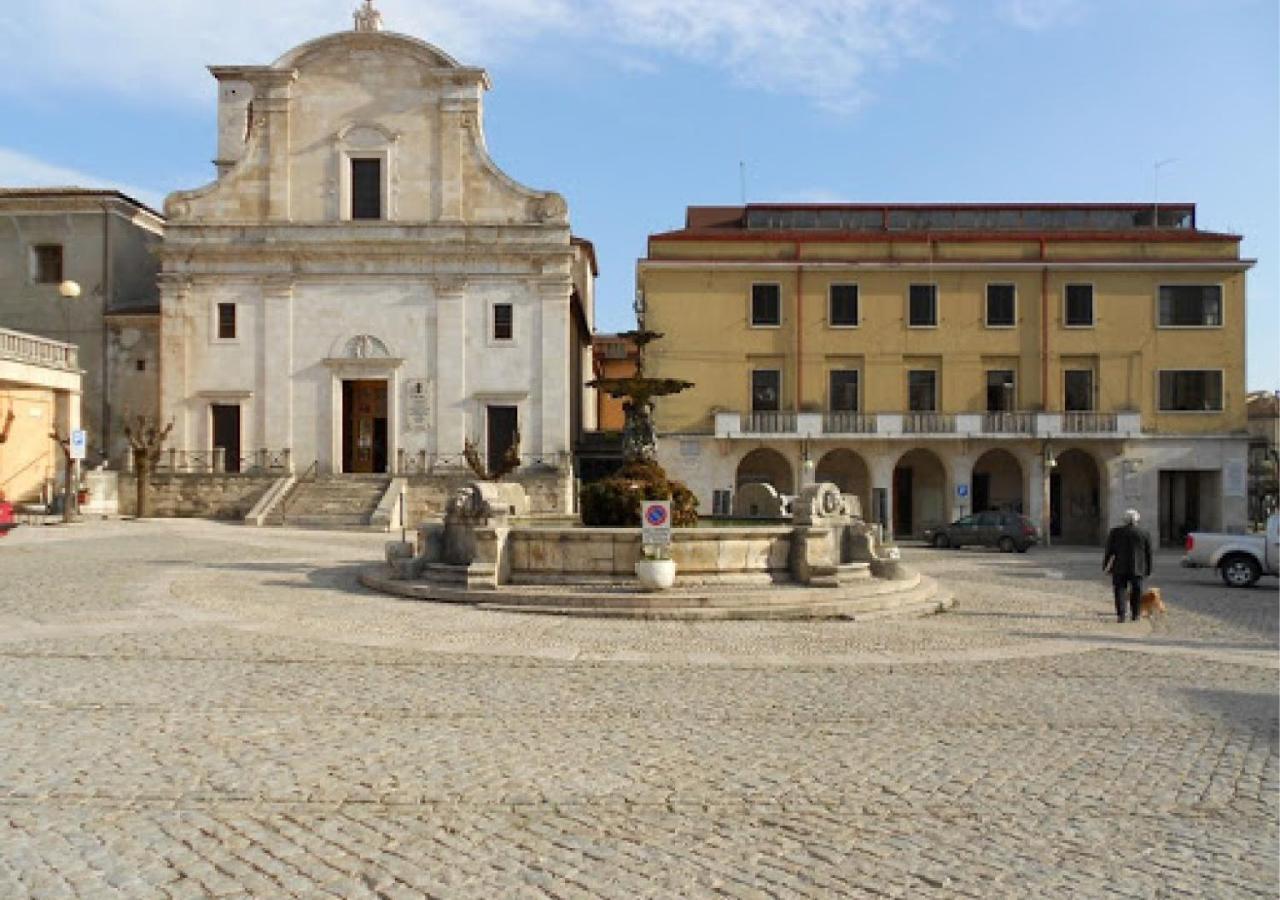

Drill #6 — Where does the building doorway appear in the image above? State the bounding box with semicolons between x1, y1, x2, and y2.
893;448;947;539
1159;469;1221;546
210;404;241;473
486;405;519;475
342;380;388;474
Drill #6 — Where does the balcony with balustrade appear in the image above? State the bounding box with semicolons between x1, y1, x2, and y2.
713;409;1141;440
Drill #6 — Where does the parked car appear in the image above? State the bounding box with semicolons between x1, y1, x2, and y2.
1181;513;1279;588
923;511;1039;552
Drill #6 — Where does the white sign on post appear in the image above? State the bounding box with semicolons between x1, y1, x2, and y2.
69;429;87;461
641;500;672;547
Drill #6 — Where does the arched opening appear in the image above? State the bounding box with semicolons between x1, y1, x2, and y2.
815;448;871;519
734;447;794;518
1051;448;1102;545
972;448;1025;514
893;448;948;539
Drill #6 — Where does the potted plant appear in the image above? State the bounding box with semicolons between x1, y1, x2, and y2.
634;543;677;591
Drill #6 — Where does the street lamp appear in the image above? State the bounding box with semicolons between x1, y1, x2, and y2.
54;280;82;521
1042;442;1057;547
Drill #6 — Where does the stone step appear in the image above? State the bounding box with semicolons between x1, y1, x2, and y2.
267;476;391;528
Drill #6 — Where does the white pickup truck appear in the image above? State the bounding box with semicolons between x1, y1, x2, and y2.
1181;513;1279;587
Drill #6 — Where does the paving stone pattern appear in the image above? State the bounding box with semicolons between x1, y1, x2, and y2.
1;520;1276;898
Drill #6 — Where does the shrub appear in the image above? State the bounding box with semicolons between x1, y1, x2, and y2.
579;460;699;527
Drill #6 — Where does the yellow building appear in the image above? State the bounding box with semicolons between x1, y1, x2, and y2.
639;204;1253;545
1;327;82;504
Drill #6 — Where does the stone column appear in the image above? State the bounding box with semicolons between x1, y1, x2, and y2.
870;451;897;539
433;277;467;464
948;453;975;522
438;98;473;223
260;278;294;460
157;275;191;452
256;71;296;222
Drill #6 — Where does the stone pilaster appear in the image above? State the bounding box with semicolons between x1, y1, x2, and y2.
538;278;571;459
260;277;294;460
158;275;192;451
433;277;467;460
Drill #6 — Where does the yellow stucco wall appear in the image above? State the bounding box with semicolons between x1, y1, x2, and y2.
642;245;1247;436
0;387;57;503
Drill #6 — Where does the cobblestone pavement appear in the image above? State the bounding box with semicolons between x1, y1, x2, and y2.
1;519;1276;898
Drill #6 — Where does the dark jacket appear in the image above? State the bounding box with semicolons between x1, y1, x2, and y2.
1103;523;1153;577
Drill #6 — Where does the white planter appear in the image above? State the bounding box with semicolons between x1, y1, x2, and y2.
635;558;677;592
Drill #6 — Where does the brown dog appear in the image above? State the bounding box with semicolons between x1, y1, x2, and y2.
1138;586;1167;619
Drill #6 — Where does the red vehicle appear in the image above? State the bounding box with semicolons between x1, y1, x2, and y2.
0;498;15;537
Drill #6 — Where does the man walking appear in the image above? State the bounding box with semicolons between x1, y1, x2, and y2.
1103;508;1154;622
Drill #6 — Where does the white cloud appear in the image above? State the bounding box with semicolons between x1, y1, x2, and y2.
998;0;1083;31
0;147;165;210
0;0;949;112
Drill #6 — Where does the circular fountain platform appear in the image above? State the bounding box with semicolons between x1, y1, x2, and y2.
360;565;952;621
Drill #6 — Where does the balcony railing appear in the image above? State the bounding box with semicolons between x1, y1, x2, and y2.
127;448;294;474
982;412;1036;434
1062;412;1118;433
0;327;78;372
823;412;877;434
713;410;1143;440
903;413;956;434
743;411;798;434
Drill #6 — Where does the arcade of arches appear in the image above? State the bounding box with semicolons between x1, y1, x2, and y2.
729;443;1106;544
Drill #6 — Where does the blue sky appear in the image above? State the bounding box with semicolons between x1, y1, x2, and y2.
1;0;1275;389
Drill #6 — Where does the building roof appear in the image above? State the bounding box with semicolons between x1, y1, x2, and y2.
652;203;1242;246
0;187;165;222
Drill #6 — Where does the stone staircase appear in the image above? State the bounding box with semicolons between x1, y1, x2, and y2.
267;475;392;529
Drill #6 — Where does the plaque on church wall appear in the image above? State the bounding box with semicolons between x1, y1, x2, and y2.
405;379;430;430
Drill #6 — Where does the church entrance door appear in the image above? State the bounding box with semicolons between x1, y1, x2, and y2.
342;379;388;474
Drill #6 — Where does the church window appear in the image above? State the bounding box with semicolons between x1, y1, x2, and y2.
217;303;237;340
351;159;382;220
493;303;514;341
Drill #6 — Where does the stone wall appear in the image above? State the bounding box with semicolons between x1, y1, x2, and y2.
403;470;572;525
119;473;277;519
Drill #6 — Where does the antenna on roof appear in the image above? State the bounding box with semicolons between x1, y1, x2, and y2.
1152;157;1177;228
739;161;747;205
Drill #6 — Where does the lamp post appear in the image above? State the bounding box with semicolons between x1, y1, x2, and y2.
1042;442;1057;547
55;280;81;520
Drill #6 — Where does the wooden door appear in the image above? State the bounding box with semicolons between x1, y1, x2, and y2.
210;404;241;473
343;380;388;473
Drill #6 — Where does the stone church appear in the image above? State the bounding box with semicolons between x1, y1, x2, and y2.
159;2;595;511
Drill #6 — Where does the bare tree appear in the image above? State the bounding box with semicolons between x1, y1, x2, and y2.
123;416;174;519
462;429;521;481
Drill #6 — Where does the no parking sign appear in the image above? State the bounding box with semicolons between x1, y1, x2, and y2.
641;500;672;547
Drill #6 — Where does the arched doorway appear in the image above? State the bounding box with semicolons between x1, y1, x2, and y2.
893;448;947;539
815;448;871;518
734;447;795;518
1051;448;1102;544
972;448;1025;514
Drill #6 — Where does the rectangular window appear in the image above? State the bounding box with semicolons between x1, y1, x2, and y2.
751;284;781;326
908;370;937;412
33;244;63;284
985;284;1015;327
1064;369;1094;412
493;303;513;341
712;489;732;517
829;370;859;412
986;370;1015;412
1158;370;1223;411
1158;285;1222;327
751;369;781;412
1065;284;1094;327
908;284;937;327
350;158;382;220
829;284;859;327
216;303;237;340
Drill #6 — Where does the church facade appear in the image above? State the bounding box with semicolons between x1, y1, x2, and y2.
158;5;594;509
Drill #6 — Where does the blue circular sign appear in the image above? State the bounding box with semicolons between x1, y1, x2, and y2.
645;504;669;526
